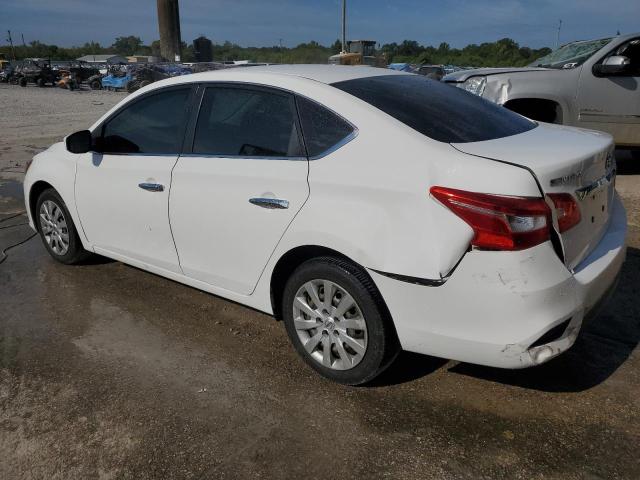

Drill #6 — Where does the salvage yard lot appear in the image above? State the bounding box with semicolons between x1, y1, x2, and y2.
1;83;640;479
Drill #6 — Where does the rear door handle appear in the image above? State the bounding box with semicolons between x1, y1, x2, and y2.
138;182;164;192
249;198;289;209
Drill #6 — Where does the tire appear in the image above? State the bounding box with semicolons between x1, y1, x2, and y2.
36;77;45;87
282;256;400;385
89;79;101;90
35;189;90;265
19;77;27;87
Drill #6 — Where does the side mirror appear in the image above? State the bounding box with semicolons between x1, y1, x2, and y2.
593;55;631;77
66;130;92;154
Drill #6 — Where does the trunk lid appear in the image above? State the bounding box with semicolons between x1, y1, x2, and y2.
452;123;616;270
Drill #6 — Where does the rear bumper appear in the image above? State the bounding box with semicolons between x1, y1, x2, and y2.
370;193;627;369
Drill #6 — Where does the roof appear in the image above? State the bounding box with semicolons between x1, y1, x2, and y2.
186;64;407;85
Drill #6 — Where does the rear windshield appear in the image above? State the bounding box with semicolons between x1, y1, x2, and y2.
332;75;536;143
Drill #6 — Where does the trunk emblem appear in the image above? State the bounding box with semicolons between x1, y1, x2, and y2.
550;171;583;187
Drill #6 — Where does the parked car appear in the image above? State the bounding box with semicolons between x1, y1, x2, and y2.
444;33;640;154
417;64;445;80
16;60;59;87
24;66;626;385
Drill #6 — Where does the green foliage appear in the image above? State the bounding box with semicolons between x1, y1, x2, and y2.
383;38;552;67
112;36;143;56
0;36;552;67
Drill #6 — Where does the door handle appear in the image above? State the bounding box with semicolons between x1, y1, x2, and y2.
138;182;164;192
249;198;289;209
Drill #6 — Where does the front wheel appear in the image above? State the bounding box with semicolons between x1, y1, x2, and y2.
282;257;400;385
35;189;90;264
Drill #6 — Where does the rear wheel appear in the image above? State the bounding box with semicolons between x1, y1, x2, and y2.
282;257;400;385
18;77;27;87
36;77;45;87
35;189;90;264
89;79;101;90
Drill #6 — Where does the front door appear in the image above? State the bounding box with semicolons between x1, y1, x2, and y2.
75;86;193;273
577;37;640;146
170;85;309;295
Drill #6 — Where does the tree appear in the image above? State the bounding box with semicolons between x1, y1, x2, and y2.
112;36;143;56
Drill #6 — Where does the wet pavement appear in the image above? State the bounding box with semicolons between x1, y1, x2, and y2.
1;88;640;478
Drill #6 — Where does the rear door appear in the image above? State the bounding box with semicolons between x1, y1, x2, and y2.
169;84;309;295
75;86;194;273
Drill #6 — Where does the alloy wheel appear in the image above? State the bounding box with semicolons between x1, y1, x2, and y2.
39;200;70;256
292;279;368;370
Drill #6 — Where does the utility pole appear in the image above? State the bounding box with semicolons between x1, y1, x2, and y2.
556;19;562;48
341;0;347;54
21;33;26;48
279;38;283;64
7;30;16;60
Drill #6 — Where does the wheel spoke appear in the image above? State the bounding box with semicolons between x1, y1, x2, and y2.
304;282;322;310
335;339;353;369
294;317;319;331
341;332;366;356
304;331;323;354
322;335;332;367
334;292;356;319
323;280;334;310
294;297;317;318
337;317;365;331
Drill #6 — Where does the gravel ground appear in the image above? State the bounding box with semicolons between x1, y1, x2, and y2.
0;83;639;479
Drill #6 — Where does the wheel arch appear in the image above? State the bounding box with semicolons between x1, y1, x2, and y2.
269;245;390;322
503;97;564;124
28;180;56;224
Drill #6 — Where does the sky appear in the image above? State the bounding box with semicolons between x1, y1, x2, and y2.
2;0;639;49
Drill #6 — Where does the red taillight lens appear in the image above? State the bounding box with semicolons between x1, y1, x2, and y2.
548;193;581;233
430;186;551;251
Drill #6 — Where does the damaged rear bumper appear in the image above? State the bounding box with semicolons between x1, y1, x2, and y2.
369;194;627;369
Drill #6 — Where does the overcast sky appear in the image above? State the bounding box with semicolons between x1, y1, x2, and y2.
2;0;639;49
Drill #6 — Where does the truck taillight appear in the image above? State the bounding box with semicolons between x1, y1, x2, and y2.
430;186;551;251
547;193;581;233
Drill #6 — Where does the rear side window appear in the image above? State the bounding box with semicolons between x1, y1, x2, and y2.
101;87;191;154
297;97;354;157
193;87;303;157
332;75;536;143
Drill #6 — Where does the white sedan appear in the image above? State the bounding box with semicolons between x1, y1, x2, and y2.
24;65;626;385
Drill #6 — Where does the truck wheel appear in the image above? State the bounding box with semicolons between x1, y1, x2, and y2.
89;79;101;90
19;77;27;87
36;78;45;87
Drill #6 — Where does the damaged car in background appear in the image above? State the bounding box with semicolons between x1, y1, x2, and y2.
444;33;640;155
23;66;626;385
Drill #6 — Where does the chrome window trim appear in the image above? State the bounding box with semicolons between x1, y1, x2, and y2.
179;153;307;161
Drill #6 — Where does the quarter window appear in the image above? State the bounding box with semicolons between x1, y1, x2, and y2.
296;97;354;157
101;87;191;154
193;87;303;157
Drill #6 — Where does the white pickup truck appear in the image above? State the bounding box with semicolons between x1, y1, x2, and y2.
444;33;640;155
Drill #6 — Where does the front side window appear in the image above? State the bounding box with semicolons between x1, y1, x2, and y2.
296;96;354;157
193;87;303;157
101;87;191;154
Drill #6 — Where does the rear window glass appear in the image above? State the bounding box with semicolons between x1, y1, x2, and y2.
297;96;354;157
332;75;536;143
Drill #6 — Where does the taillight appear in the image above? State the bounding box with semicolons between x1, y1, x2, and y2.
430;186;551;251
548;193;580;233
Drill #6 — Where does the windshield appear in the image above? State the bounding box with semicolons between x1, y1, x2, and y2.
529;38;611;69
332;75;536;143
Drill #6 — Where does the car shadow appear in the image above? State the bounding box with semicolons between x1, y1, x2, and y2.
372;247;640;392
